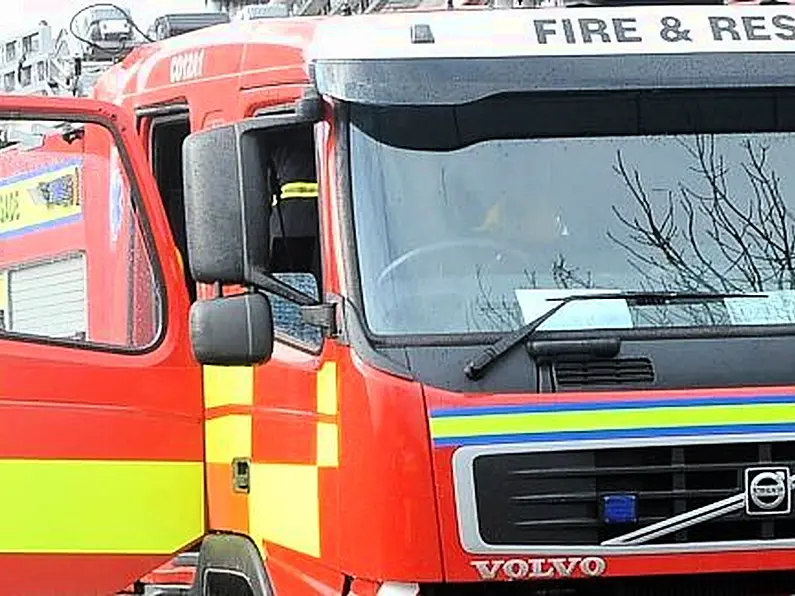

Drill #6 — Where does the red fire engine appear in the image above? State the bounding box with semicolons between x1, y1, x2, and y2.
5;2;795;595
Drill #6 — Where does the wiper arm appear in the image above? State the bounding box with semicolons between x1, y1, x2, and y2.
463;291;767;381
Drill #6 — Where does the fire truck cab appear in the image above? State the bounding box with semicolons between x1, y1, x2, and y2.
7;2;795;596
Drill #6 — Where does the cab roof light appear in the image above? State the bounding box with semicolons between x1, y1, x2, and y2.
148;12;231;41
410;23;435;44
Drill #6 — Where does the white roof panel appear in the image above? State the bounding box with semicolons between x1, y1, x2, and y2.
308;5;795;60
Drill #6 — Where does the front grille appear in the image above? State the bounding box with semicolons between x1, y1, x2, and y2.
421;570;795;596
473;441;795;546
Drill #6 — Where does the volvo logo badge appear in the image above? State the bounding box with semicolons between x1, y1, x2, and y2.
745;466;792;516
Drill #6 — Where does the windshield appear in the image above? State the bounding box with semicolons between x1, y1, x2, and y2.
348;89;795;336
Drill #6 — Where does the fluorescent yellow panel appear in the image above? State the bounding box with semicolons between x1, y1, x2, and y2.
316;362;337;415
249;463;319;557
203;365;254;408
316;422;338;468
205;415;252;464
0;459;204;554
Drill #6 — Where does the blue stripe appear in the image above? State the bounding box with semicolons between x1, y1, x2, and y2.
0;213;82;239
0;158;82;189
430;394;795;418
432;422;795;447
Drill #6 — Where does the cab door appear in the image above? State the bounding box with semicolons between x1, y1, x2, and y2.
0;95;204;596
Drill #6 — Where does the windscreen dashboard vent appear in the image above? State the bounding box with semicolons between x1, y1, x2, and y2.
553;357;654;389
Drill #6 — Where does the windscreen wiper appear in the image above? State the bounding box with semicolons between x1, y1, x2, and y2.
463;291;768;381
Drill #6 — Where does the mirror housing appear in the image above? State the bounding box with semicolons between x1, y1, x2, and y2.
189;293;274;366
182;121;268;285
182;110;323;289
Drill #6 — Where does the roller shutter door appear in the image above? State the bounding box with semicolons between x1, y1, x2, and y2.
8;254;87;339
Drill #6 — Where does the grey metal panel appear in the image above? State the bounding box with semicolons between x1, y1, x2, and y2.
9;254;87;339
312;52;795;105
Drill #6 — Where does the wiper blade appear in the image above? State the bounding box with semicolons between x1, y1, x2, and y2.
463;291;767;381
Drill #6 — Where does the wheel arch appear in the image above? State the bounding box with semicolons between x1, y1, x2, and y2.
191;533;273;596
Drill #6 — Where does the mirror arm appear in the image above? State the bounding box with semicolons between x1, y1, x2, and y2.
301;303;338;336
247;268;317;306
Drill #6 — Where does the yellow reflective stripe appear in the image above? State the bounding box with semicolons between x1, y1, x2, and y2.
249;463;320;557
0;459;204;554
316;362;339;470
280;181;318;199
202;366;253;466
271;181;319;206
203;366;254;409
316;362;337;415
316;422;338;467
206;415;252;465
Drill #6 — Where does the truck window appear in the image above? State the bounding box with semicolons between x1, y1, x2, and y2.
264;124;323;351
149;112;195;302
0;117;162;349
349;88;795;336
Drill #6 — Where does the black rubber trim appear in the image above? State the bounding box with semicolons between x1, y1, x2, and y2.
135;102;190;118
190;533;272;596
314;52;795;106
342;298;414;380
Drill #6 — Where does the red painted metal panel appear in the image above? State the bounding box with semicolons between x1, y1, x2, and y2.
252;409;318;465
0;400;199;460
266;543;346;596
318;466;341;574
206;462;249;534
338;352;444;582
0;554;177;596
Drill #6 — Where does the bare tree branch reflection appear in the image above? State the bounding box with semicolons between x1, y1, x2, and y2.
552;255;594;290
610;135;795;293
609;134;795;326
468;266;539;332
467;256;597;332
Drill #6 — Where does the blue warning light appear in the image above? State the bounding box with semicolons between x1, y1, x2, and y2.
601;494;638;525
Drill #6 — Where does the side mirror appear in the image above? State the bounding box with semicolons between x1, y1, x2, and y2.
183;106;326;366
182;111;322;289
182;121;269;285
189;293;274;366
